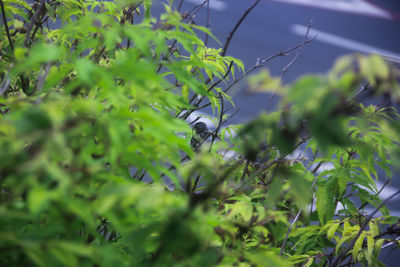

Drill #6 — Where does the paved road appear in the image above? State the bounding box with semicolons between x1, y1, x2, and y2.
153;0;400;263
166;0;400;121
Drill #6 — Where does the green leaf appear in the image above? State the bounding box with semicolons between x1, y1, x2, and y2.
374;239;385;258
352;231;366;260
316;180;336;224
359;55;389;85
248;69;281;93
230;200;253;222
246;251;289;267
366;234;374;264
304;257;314;267
369;220;379;237
16;108;52;134
28;187;51;214
369;54;389;79
327;222;340;240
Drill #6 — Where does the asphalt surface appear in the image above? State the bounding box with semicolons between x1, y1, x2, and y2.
153;0;400;263
164;0;400;121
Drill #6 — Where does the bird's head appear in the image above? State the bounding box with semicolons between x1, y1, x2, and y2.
193;122;208;135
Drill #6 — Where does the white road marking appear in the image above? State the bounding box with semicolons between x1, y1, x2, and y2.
270;0;395;20
291;24;400;63
376;181;400;200
185;0;227;11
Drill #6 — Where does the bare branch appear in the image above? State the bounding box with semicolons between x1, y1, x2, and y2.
204;0;211;46
24;0;46;47
224;38;315;94
186;0;208;17
268;18;314;107
282;18;314;75
0;0;14;51
381;236;400;249
178;0;185;12
209;92;225;149
36;63;51;92
280;209;302;256
221;0;260;57
0;73;11;95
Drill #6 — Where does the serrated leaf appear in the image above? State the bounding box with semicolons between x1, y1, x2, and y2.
366;234;374;264
374;239;385;258
327;222;340;239
352;231;366;260
304;257;314;267
370;54;389;79
369;221;379;237
316;182;336;224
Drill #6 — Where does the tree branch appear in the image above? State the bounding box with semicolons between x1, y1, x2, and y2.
268;18;314;107
282;18;314;75
204;0;210;46
280;209;302;256
221;0;260;57
0;0;14;51
24;0;46;47
0;72;11;95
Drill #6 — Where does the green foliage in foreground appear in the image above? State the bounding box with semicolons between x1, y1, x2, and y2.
1;0;400;266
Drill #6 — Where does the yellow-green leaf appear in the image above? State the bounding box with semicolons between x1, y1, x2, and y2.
366;234;374;264
352;231;366;260
327;222;340;240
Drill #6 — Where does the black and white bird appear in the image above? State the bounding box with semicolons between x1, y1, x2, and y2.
190;122;211;150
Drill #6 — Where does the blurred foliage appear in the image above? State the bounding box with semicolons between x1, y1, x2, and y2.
1;0;400;266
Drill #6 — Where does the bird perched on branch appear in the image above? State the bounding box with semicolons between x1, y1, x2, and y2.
190;122;211;150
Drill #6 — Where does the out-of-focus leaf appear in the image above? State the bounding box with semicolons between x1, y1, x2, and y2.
316;179;336;224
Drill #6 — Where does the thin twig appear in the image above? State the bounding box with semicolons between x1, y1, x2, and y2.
267;18;314;107
24;0;46;47
178;0;185;12
358;178;391;211
186;0;208;17
282;18;314;75
36;63;51;92
31;14;49;42
221;0;260;57
0;72;11;95
0;0;14;51
353;82;370;99
224;38;315;95
308;161;323;215
280;209;302;256
209;92;225;150
204;0;210;46
381;236;400;249
240;160;250;181
192;174;202;192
